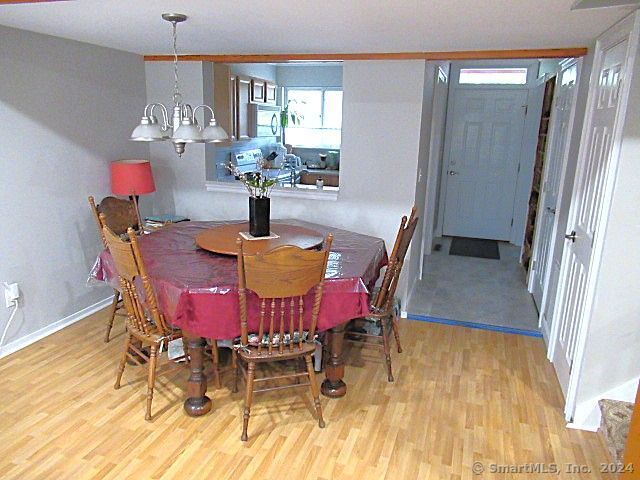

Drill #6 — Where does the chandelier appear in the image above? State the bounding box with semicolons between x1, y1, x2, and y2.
130;13;228;157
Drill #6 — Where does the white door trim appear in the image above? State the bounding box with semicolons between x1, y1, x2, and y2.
547;11;640;422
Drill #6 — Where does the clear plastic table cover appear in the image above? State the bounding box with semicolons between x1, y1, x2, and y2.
89;219;388;339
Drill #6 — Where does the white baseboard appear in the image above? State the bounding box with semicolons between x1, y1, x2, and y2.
0;296;113;359
567;376;640;431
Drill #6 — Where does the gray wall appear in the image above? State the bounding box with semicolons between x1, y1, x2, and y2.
406;62;438;292
0;26;148;351
276;65;343;87
231;63;277;82
145;60;426;304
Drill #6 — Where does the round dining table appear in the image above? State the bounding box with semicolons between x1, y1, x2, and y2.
91;219;388;416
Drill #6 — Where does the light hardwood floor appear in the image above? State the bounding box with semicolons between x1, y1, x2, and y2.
0;308;612;479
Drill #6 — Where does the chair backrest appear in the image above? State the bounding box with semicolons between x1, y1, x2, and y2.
101;216;168;337
373;206;419;312
236;235;333;355
89;196;140;245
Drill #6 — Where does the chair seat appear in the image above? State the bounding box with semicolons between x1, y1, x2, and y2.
236;341;316;362
239;331;315;348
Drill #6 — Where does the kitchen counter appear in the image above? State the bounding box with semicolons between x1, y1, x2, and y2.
303;168;340;176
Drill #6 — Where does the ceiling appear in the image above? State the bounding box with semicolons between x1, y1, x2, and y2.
0;0;635;55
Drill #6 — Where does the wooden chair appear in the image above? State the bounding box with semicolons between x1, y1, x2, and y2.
346;207;419;382
101;219;188;421
233;234;333;441
89;196;142;342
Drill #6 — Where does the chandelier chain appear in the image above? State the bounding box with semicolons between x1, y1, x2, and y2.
172;21;181;105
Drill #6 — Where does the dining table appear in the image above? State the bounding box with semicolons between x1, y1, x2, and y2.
90;218;388;416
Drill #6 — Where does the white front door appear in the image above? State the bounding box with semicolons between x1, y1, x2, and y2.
442;88;527;240
531;61;580;314
550;15;638;405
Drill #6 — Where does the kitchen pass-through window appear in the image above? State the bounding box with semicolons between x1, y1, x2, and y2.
283;88;343;148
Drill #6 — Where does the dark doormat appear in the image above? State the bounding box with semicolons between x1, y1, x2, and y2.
449;237;500;260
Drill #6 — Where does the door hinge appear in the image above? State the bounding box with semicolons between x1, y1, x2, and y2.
517;163;521;174
510;218;514;227
531;260;536;271
523;104;528;116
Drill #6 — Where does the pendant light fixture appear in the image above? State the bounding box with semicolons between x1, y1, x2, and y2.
130;13;228;156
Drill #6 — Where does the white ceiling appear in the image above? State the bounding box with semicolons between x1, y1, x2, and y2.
0;0;635;55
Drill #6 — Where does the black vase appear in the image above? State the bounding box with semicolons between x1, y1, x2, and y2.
249;196;270;237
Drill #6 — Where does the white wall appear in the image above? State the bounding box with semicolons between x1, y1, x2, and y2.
571;40;640;425
0;26;148;353
145;60;426;302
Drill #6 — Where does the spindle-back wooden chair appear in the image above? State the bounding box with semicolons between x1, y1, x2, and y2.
346;207;419;382
89;196;141;342
234;234;333;441
101;219;188;421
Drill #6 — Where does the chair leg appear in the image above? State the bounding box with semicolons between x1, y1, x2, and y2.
104;290;120;343
381;320;394;382
241;361;256;441
114;333;132;389
232;350;239;393
211;340;222;389
391;313;402;354
305;354;326;428
145;344;159;421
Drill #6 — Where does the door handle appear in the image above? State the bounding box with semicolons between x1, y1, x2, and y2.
546;207;556;214
448;170;459;176
565;230;577;242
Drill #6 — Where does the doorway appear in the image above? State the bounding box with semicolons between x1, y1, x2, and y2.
410;59;553;333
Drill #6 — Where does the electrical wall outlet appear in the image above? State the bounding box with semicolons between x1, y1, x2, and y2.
3;283;19;308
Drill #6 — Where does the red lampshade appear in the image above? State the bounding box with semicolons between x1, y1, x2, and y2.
110;159;156;196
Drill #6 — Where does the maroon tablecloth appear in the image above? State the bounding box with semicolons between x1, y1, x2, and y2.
90;219;388;339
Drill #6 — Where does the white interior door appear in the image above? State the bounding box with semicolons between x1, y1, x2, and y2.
550;16;637;404
530;61;580;312
442;88;527;240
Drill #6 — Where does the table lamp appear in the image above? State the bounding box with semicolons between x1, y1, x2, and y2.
110;159;156;227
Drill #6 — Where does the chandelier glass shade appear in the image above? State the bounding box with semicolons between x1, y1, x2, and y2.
130;13;228;157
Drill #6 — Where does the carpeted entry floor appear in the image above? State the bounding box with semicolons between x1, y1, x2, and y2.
449;236;500;260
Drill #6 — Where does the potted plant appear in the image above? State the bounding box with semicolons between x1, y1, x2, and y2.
280;99;304;145
226;160;279;237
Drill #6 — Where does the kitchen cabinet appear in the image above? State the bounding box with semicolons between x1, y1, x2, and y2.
236;76;252;140
213;64;235;142
213;64;279;142
265;82;277;104
251;79;266;103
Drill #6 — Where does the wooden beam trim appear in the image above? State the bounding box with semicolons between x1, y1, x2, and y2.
0;1;70;4
144;48;588;63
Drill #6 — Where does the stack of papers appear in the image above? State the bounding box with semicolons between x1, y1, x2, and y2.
145;214;189;228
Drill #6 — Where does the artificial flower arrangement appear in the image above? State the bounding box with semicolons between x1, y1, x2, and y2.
225;158;279;198
225;158;279;237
